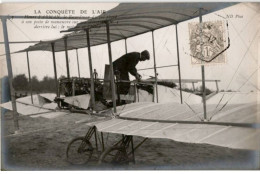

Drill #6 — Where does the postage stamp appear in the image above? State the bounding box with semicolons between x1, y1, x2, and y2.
188;21;227;65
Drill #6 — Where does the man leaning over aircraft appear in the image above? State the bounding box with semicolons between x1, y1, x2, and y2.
113;50;150;95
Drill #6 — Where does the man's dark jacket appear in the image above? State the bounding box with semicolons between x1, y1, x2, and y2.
112;52;140;94
113;52;140;77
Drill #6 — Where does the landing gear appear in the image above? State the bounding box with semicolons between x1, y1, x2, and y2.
66;127;147;166
98;135;134;166
66;127;96;164
98;146;129;165
66;137;93;165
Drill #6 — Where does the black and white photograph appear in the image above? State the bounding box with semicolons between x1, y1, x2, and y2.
0;1;259;170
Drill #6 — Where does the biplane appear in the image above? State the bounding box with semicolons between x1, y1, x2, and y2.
1;2;259;166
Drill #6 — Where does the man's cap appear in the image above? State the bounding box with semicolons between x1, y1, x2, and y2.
141;50;150;60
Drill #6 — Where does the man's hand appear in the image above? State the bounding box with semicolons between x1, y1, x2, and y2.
135;73;142;81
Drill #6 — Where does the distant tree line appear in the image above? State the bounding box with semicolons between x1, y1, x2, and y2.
12;74;65;93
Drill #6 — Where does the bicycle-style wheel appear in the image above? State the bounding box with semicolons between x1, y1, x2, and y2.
66;137;93;165
98;146;129;166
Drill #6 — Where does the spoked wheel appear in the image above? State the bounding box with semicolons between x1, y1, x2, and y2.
98;146;129;166
66;137;93;165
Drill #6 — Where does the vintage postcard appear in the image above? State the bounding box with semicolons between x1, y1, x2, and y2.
0;1;259;170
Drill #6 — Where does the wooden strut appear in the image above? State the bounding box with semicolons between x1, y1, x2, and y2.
101;132;105;152
86;29;96;109
137;86;140;102
75;49;81;78
26;51;33;104
105;21;117;114
152;31;159;103
131;136;135;164
134;83;137;102
116;77;121;104
175;25;183;104
128;137;148;156
94;127;98;151
51;43;59;96
192;82;195;92
72;79;75;96
125;38;128;54
1;17;19;131
199;8;207;120
64;37;70;78
85;126;95;140
112;135;124;147
215;80;219;92
120;38;128;103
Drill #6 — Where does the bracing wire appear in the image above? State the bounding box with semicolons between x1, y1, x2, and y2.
208;10;260;120
169;88;200;117
154;26;171;53
153;30;204;118
105;132;110;146
213;66;259;114
221;9;259;63
8;19;66;75
210;28;259;118
207;16;258;116
227;62;260;92
179;15;233;120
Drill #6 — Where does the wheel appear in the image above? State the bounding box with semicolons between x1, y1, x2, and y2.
98;146;129;166
66;137;93;165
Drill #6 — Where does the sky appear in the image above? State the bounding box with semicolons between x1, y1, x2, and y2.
0;2;259;92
